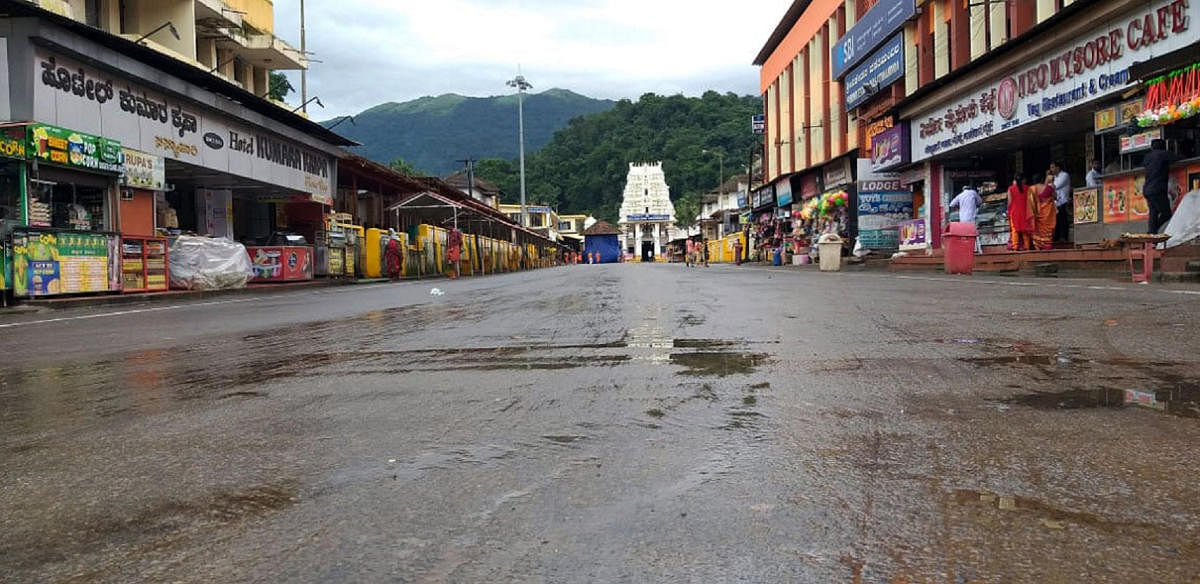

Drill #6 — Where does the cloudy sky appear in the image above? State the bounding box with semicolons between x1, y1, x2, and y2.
271;1;792;117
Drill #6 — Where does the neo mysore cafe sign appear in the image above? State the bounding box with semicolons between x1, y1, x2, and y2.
911;0;1194;162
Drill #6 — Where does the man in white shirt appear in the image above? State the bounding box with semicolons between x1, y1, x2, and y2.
949;184;983;253
1085;159;1102;188
1050;162;1072;242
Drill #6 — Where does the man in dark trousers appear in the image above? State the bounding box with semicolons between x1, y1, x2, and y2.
1143;139;1180;234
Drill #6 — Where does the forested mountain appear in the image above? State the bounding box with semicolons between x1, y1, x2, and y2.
324;89;615;176
471;92;763;223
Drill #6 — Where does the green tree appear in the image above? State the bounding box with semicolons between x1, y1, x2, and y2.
389;158;420;176
674;192;702;230
268;72;294;101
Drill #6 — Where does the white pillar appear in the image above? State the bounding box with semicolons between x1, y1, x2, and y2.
653;226;661;262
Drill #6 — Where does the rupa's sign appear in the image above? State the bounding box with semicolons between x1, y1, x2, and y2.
911;0;1196;162
33;50;334;201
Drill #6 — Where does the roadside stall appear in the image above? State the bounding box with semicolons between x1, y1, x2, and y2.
11;123;124;298
119;148;168;293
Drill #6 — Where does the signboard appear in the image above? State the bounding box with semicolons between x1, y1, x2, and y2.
27;124;122;172
910;0;1197;162
898;218;927;250
800;172;821;199
121;148;165;190
625;213;670;222
1128;175;1149;221
844;34;904;111
1103;176;1131;223
0;127;27;159
832;0;915;79
1074;187;1099;224
863;117;893;151
1094;106;1119;132
856;158;910;250
11;230;115;296
823;157;852;187
525;205;553;214
1144;61;1200;110
752;114;765;134
1120;128;1162;154
249;246;314;282
1119;98;1144;124
775;177;794;206
33;50;334;202
751;186;775;209
737;193;748;208
870;121;910;173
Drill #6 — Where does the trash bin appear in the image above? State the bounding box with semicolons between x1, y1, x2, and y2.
818;234;843;272
943;222;978;275
772;247;782;266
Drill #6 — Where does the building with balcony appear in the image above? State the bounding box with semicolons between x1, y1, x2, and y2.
21;0;304;103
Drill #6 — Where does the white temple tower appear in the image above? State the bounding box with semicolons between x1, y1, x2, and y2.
617;162;676;261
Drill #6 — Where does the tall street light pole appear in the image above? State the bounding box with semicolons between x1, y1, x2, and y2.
507;74;532;228
300;0;307;112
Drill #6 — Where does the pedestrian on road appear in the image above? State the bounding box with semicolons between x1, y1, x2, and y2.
446;227;463;279
1008;174;1033;251
1143;139;1181;234
684;240;692;267
733;237;743;266
1032;172;1058;251
949;183;983;254
385;229;402;281
701;238;709;267
1050;161;1072;242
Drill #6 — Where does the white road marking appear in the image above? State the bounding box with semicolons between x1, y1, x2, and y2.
0;297;264;329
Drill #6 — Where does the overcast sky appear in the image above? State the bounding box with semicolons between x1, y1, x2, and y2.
270;1;791;117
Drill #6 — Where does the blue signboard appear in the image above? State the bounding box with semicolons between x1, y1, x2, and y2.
844;34;904;110
775;177;794;206
832;0;915;79
625;213;670;221
752;114;765;134
857;191;914;216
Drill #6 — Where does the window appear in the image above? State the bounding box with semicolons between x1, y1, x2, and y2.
530;214;544;227
558;221;572;231
28;179;110;232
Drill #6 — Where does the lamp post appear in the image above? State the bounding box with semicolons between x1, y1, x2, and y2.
507;74;532;228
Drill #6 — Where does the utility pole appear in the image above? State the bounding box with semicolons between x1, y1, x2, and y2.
300;0;307;113
457;157;476;201
506;74;532;228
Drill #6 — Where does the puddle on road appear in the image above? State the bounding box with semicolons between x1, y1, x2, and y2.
670;352;768;377
1003;384;1200;418
951;488;1143;533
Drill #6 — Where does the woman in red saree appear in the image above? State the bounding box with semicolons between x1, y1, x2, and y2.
385;229;402;281
446;227;463;279
1032;173;1058;251
1008;174;1034;251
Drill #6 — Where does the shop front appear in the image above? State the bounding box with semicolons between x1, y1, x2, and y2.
1076;52;1200;243
749;183;776;261
16;36;345;289
9;123;124;298
902;0;1199;249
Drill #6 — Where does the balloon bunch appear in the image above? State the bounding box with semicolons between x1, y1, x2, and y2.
819;190;849;216
799;197;820;221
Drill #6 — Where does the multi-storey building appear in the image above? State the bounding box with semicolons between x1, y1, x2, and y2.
756;0;1200;252
22;0;304;104
0;0;350;298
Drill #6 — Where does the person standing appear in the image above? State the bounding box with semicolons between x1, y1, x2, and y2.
685;239;694;267
1007;175;1033;251
949;183;983;254
1086;159;1103;188
1032;173;1058;251
1050;162;1072;242
385;228;402;281
1143;139;1180;234
446;226;463;279
733;236;743;266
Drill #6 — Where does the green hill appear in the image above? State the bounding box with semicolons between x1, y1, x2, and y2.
472;91;764;223
324;89;615;176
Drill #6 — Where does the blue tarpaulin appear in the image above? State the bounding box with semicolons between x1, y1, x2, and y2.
584;234;621;263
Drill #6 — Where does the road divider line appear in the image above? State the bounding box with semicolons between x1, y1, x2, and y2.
0;297;264;329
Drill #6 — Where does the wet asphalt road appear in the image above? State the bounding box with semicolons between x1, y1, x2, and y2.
2;264;1200;583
